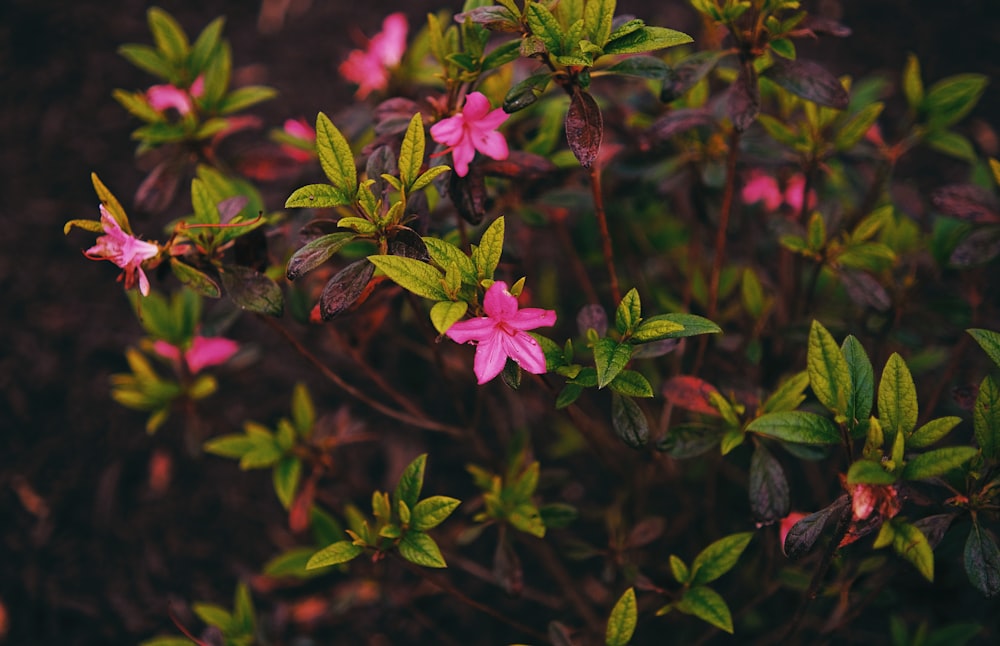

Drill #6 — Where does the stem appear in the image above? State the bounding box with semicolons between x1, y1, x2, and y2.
589;166;621;304
693;128;742;373
259;316;464;437
395;556;548;642
553;215;601;305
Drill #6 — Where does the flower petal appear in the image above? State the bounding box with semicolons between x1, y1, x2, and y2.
429;115;466;147
374;13;408;66
186;336;240;374
473;333;508;384
506;307;557;331
462;92;492;121
450;139;476;177
153;340;182;362
445;317;497;344
471;129;509;161
504;330;547;374
476;106;509;131
482;281;517;320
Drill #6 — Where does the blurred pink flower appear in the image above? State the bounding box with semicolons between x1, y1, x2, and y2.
445;281;556;384
779;512;807;553
282;118;316;162
430;92;509;177
146;75;204;116
784;174;817;213
741;172;783;211
153;335;239;375
84;205;159;296
339;13;408;99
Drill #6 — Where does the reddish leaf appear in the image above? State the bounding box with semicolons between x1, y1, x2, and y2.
839;269;891;312
749;442;790;523
764;58;849;109
493;535;524;597
565;89;603;169
389;227;430;261
135;158;185;214
662;375;723;416
798;16;852;38
931;184;1000;223
576;304;608;337
319;259;376;320
289;475;317;533
660;50;727;103
649;108;715;142
448;164;488;224
950;227;1000;267
626;517;666;548
479;151;557;179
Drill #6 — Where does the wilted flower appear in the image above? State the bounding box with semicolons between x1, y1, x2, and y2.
153;335;239;375
146;76;204;116
84;205;160;296
430;92;509;177
445;281;556;384
338;13;408;99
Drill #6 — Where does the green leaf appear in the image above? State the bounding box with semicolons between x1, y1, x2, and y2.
902;446;978;481
63;218;104;235
761;371;810;414
219;265;284;316
605;587;637;646
835;102;884;151
286;232;357;280
974;374;1000;460
926;130;977;161
770;37;796;60
807;320;852;416
394;454;427;513
909;416;962;449
203;434;256;459
615;288;642;335
411;496;461;531
677;585;733;634
399;113;425;191
503;72;553;112
147;7;189;64
306;540;364;569
968;328;1000;368
878;353;918;440
232;582;255;635
139;637;196;646
424;237;476;284
611;393;649;449
509;502;546;537
219;85;277;115
315;112;358;198
603;26;693;55
118;44;173;79
510;461;540;501
669;554;690;583
273;456;302;509
192;603;232;631
631;315;685;343
189;16;224;73
841;335;874;430
525;1;564;55
594;338;633;388
644;313;720;339
892;521;934;581
902;53;924;110
605;55;674;81
923;73;988;130
91;172;130;232
411;166;451;193
285;182;353;209
584;0;615;46
846;459;896;485
170;259;221;298
690;532;753;586
368;255;448;300
398;531;447;568
965;523;1000;597
472;216;505;280
746;411;841;445
482;39;522;71
608;369;655;398
290;382;315;438
430;301;469;334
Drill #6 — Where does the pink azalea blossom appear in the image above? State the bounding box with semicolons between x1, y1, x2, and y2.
84;205;160;296
338;13;408;99
445;281;556;384
282;118;316;162
430;92;509;177
153;335;239;375
741;172;783;211
783;174;817;213
146;76;204;116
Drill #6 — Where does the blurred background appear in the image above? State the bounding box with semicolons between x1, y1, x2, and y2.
1;0;998;643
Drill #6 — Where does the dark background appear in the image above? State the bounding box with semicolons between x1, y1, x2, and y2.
2;0;998;643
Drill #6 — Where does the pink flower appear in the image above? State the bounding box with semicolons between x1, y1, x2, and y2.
445;281;556;384
146;76;204;116
85;205;160;296
430;92;509;177
339;13;408;99
741;172;783;211
282;118;316;162
153;335;239;375
784;174;817;213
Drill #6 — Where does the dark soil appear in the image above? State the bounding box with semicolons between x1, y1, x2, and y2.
2;1;998;644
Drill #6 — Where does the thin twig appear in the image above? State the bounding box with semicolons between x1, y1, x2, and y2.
589;165;621;304
259;315;464;437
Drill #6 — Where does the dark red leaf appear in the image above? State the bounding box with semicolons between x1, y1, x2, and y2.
950;226;1000;267
625;517;666;548
576;304;608;337
479;151;557;179
749;442;790;524
135;158;184;214
764;58;849;109
660;50;727;103
784;495;849;558
320;259;376;320
565;89;603;169
839;269;891;312
931;184;1000;223
219;264;284;316
455;5;520;32
389;227;430;261
448;164;488;224
649;107;715;142
798;16;852;38
662;375;722;416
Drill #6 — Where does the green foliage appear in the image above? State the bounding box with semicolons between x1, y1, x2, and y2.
605;587;638;646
